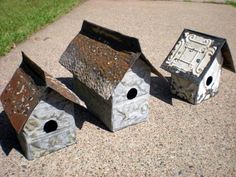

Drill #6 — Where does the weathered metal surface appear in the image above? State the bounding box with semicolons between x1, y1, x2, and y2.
21;52;80;105
161;29;235;83
73;59;151;131
221;41;235;72
60;34;137;100
171;74;198;104
0;66;45;133
60;20;164;100
73;76;113;130
18;90;76;160
111;59;150;131
195;52;223;104
161;29;235;104
165;32;216;76
171;52;223;104
0;52;80;133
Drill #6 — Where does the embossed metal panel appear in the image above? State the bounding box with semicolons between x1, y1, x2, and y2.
161;29;235;83
60;20;164;100
18;90;76;160
1;67;45;132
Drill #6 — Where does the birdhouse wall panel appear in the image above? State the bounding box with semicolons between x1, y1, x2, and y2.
171;74;198;104
112;94;149;131
17;133;29;158
18;90;76;160
19;128;76;160
20;90;75;137
111;59;151;131
73;76;113;130
195;52;223;104
171;52;223;104
112;59;151;104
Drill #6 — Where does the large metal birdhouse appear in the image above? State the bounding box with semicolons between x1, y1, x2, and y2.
59;20;164;131
161;29;235;104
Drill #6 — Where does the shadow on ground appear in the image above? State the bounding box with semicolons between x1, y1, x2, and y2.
0;111;22;156
74;104;109;131
59;76;190;130
150;76;193;104
58;76;192;129
150;76;173;105
57;77;109;131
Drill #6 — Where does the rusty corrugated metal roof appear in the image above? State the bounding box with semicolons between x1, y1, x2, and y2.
59;20;164;100
0;66;45;133
0;52;80;133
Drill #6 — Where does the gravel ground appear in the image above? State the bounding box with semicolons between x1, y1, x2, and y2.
0;1;236;176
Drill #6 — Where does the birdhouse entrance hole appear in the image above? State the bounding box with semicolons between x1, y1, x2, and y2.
127;88;137;100
44;120;58;133
206;76;213;86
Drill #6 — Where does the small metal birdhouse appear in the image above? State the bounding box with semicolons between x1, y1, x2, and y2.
161;29;235;104
0;53;80;160
59;20;164;131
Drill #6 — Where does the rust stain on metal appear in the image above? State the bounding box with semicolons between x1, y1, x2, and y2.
1;67;45;133
60;20;165;100
67;34;136;83
0;52;80;133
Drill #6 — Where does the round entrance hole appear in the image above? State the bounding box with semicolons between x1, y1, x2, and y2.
206;76;213;86
44;120;58;133
127;88;138;100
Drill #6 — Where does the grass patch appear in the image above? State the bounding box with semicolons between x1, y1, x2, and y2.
226;0;236;7
0;0;82;56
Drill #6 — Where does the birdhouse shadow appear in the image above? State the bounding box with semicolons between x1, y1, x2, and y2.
0;111;23;156
150;76;173;105
150;76;196;104
57;77;110;131
57;77;74;91
74;104;109;131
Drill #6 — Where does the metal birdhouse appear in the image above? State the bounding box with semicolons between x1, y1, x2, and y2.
59;20;164;131
0;52;80;160
161;29;235;104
